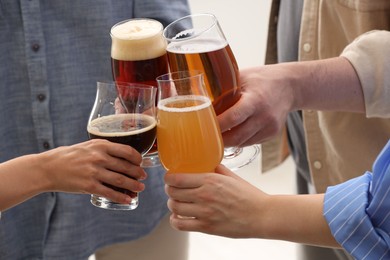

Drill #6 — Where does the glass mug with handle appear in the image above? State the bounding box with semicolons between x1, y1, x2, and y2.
156;70;224;173
87;81;157;210
110;18;169;167
163;13;260;170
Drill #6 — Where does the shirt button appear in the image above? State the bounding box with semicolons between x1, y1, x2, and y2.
303;43;312;53
37;94;46;102
31;43;40;52
43;142;50;150
313;160;322;170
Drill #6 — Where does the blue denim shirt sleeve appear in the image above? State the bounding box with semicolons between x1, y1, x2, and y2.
0;1;190;259
324;140;390;259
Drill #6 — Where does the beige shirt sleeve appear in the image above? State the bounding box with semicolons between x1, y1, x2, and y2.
341;30;390;118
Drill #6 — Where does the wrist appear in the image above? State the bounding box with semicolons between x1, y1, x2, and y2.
281;61;314;112
25;153;53;193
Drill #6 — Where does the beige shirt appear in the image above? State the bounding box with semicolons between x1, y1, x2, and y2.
264;0;390;193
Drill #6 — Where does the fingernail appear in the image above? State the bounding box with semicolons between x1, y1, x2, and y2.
124;196;132;204
139;172;147;180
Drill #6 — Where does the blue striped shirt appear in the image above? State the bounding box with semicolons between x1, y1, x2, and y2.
324;140;390;259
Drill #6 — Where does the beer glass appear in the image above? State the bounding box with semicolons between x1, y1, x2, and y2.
163;13;260;170
156;71;224;173
87;81;157;210
110;18;169;167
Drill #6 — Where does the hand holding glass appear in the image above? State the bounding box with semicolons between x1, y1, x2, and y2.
87;81;157;210
156;71;223;173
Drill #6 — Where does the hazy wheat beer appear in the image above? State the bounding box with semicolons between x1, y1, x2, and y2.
111;18;168;154
157;95;223;173
166;39;240;115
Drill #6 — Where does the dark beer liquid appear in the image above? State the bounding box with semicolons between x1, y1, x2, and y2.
166;44;241;115
88;114;157;197
111;54;168;153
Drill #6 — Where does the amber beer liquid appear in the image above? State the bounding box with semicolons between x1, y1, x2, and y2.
110;19;168;154
87;113;157;196
157;95;223;173
166;39;241;115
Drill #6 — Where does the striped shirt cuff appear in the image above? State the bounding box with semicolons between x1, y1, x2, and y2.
324;173;389;259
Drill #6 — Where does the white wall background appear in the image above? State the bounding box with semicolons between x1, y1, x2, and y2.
188;0;272;69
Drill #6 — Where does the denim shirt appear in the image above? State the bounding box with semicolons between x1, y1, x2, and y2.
0;1;190;259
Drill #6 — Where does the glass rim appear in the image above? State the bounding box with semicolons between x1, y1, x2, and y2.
156;70;203;82
163;13;218;42
97;81;157;90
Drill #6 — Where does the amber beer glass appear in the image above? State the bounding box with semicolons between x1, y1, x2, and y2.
156;71;223;173
163;13;260;170
110;18;168;167
87;82;157;210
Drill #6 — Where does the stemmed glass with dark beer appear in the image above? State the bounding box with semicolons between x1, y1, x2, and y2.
163;13;260;170
110;18;169;167
87;81;157;210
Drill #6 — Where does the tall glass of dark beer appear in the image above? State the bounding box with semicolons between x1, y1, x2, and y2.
163;13;260;170
87;81;157;210
110;18;168;167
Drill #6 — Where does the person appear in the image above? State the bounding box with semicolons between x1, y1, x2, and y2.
260;0;390;194
0;1;190;259
164;30;390;260
0;139;146;213
165;140;390;260
263;1;390;258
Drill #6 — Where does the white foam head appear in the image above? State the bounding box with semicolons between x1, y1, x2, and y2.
158;95;211;113
111;19;167;61
166;38;227;54
88;114;156;137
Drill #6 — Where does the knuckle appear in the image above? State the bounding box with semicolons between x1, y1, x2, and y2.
84;181;100;193
113;174;127;186
85;164;99;177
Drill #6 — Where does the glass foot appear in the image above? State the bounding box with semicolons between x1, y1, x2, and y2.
221;145;260;171
90;194;138;210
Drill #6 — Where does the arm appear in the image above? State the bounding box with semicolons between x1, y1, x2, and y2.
219;56;364;147
219;30;390;148
0;139;146;211
165;165;339;248
165;141;390;253
324;140;390;259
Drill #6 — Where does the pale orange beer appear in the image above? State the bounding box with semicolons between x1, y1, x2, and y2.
157;95;223;173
